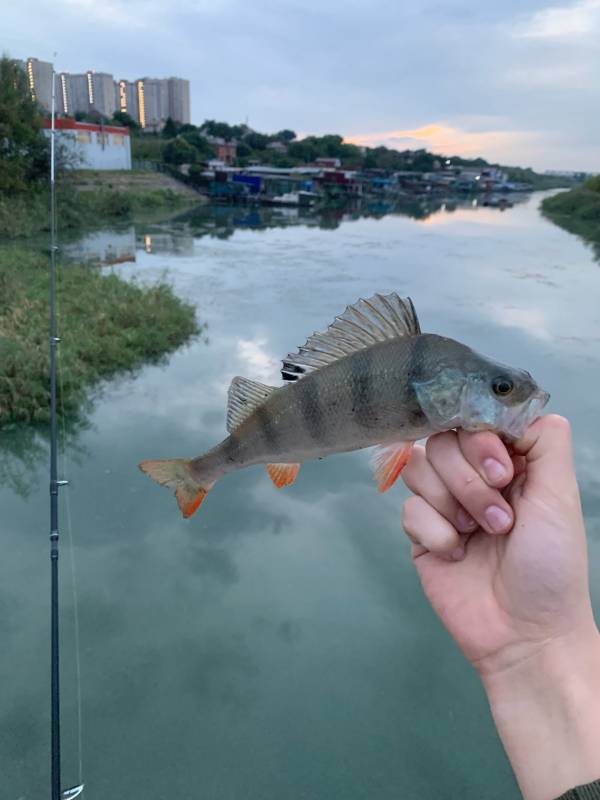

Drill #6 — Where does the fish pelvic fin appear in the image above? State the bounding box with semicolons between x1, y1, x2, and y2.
372;442;414;493
138;458;214;518
267;462;301;489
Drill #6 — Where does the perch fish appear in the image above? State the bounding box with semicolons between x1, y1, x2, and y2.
139;293;549;517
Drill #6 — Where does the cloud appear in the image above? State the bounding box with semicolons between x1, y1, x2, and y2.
516;0;600;38
236;338;280;384
345;123;540;162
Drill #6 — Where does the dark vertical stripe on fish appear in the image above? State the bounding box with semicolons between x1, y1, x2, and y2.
297;375;326;441
256;406;280;449
351;347;376;427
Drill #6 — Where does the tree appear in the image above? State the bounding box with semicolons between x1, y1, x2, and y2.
112;111;140;132
163;137;198;165
74;109;107;124
162;116;179;138
244;132;268;150
179;130;215;159
275;129;296;142
0;56;50;193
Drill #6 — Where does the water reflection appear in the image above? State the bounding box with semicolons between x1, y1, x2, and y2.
2;191;599;800
64;193;533;265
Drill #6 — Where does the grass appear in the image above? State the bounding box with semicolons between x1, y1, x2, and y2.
0;186;192;239
0;246;200;425
541;176;600;258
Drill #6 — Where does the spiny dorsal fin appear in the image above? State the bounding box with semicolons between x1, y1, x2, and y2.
281;293;420;381
226;376;276;433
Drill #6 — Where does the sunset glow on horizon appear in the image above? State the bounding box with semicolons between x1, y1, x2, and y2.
344;123;540;164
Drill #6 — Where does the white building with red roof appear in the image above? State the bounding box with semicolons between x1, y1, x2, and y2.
43;119;132;170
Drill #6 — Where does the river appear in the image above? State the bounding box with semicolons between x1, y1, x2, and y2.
2;192;599;799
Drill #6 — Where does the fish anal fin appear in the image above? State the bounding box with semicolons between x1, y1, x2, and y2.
227;376;276;433
373;442;414;493
267;462;301;489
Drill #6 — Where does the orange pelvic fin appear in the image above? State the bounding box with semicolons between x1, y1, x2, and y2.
267;462;301;489
373;442;414;493
139;458;214;518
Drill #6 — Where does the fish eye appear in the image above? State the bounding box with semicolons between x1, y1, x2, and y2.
492;378;514;396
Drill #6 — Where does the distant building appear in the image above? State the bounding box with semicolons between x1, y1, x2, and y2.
16;54;190;128
206;136;237;165
167;77;190;125
43;119;131;170
16;57;54;110
115;79;139;121
65;74;91;115
88;72;116;118
266;141;288;154
132;77;190;130
315;157;341;169
57;73;72;115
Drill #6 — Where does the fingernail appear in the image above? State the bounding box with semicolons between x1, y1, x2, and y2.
484;505;512;533
483;458;506;484
456;509;477;530
452;546;465;561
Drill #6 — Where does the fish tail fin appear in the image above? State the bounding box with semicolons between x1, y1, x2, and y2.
138;458;215;518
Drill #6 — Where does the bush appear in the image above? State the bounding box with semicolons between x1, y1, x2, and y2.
0;247;200;424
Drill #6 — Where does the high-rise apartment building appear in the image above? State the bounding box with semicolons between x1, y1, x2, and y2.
16;55;190;127
89;72;116;118
115;79;139;121
17;57;54;110
66;73;93;115
167;78;190;126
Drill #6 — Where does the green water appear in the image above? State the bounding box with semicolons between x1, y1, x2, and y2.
2;193;599;799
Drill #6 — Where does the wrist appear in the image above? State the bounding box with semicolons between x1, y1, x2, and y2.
483;627;600;800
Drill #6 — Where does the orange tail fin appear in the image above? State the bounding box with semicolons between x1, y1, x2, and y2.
138;458;214;518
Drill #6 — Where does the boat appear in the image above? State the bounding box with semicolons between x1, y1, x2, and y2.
265;191;318;206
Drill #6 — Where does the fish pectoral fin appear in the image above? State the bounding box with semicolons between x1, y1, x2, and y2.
372;442;414;493
267;462;301;489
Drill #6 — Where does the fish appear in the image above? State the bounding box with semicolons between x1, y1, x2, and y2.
139;293;549;518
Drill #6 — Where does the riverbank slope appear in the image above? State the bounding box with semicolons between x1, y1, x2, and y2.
541;177;600;256
0;170;206;240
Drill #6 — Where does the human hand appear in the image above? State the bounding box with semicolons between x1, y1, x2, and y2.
401;414;600;800
401;414;596;676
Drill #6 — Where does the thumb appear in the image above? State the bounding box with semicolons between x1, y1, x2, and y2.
512;414;579;504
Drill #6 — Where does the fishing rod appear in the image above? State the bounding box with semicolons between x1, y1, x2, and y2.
48;63;84;800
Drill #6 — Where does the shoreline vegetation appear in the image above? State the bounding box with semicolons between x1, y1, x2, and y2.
541;177;600;258
0;178;199;239
0;246;200;426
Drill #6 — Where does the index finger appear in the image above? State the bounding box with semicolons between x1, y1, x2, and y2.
457;430;514;489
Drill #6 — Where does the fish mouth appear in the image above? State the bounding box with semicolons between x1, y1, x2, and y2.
501;387;550;440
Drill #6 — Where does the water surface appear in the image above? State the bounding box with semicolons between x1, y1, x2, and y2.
2;193;599;799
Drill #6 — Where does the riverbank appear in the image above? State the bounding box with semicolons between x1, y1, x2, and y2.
0;246;200;425
0;170;206;240
541;177;600;256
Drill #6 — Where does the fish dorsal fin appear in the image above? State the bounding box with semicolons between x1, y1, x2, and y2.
281;293;420;381
226;376;276;433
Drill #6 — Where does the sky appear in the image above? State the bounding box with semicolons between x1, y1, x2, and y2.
5;0;600;171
